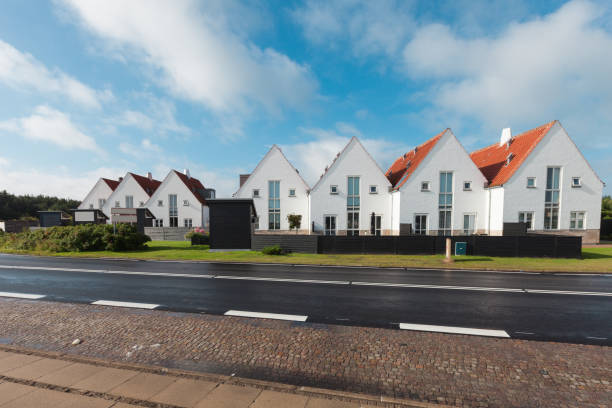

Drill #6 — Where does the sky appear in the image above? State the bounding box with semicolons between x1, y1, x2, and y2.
0;0;610;199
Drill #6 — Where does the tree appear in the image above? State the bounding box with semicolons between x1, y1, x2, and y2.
287;214;302;233
603;195;612;219
0;190;80;220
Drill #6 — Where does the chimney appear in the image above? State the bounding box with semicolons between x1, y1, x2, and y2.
499;128;512;147
118;176;123;182
239;174;250;187
147;172;152;180
184;169;190;179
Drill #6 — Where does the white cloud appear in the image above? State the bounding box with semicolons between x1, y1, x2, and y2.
0;157;9;167
58;0;318;116
115;110;154;130
0;39;110;109
119;138;161;157
0;105;100;152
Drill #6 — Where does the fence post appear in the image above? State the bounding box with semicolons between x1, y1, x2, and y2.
444;238;453;263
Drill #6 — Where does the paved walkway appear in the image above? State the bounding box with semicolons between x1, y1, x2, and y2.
0;348;434;408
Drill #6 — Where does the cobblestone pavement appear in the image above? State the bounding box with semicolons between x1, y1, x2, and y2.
0;298;609;408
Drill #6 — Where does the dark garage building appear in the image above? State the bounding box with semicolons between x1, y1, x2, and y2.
207;199;257;250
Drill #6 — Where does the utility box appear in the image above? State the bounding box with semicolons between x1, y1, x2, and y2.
455;241;467;256
207;199;257;250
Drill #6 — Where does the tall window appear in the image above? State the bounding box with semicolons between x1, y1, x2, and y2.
414;214;427;235
570;211;585;230
544;167;560;229
325;215;336;236
372;215;382;236
518;212;534;230
347;176;360;236
125;195;134;208
438;172;453;236
169;194;178;227
463;214;475;235
98;198;105;209
268;180;280;230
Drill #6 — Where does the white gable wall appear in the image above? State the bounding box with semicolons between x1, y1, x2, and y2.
234;146;310;232
310;138;393;235
501;122;603;242
102;174;151;223
78;179;114;213
398;132;489;235
146;171;207;228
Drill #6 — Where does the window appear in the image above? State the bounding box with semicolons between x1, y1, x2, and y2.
125;195;134;208
154;219;163;227
114;201;120;208
324;215;336;236
572;177;581;188
89;204;94;209
288;188;296;197
544;167;561;230
570;211;585;230
518;212;534;230
183;200;189;206
253;216;259;230
463;181;472;191
268;180;280;230
184;218;193;228
330;185;338;194
98;199;105;209
438;172;453;236
169;194;178;227
527;177;536;188
252;189;260;198
414;214;428;235
158;200;163;207
369;185;378;194
347;176;360;236
139;201;144;207
463;214;475;235
370;214;382;236
421;181;431;192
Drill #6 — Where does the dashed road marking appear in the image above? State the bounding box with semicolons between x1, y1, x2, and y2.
352;281;524;293
399;323;510;338
224;310;308;322
91;300;159;309
215;275;349;285
586;336;607;340
524;289;612;297
0;291;46;299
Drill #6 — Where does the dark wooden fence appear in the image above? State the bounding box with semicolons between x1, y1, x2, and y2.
252;234;582;258
601;219;612;237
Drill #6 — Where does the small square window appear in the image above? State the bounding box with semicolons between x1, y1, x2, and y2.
526;177;536;188
369;185;378;194
114;201;120;208
183;199;189;206
89;204;94;209
289;188;296;197
463;181;472;191
158;200;163;207
572;177;581;188
139;201;144;207
184;218;193;228
330;185;338;194
252;189;260;198
421;181;431;192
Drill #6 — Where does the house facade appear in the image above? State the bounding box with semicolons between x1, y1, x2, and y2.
234;145;310;233
78;178;119;214
387;129;489;236
471;121;604;243
310;137;393;235
146;169;214;229
101;172;161;222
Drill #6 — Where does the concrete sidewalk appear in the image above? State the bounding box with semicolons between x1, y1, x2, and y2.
0;348;442;408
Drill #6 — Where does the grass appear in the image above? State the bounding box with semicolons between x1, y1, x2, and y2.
2;240;612;273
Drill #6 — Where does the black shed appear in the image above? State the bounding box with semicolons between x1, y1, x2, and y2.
207;199;257;250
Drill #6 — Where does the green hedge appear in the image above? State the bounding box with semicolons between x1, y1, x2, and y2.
0;224;150;252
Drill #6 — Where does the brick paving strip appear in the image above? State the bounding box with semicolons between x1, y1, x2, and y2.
0;299;610;407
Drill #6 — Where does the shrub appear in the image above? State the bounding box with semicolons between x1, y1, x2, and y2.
0;224;150;252
185;228;209;245
262;245;284;255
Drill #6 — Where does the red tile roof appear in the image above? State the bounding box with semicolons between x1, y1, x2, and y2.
173;170;209;205
470;121;556;187
386;130;446;189
102;178;119;191
129;172;162;196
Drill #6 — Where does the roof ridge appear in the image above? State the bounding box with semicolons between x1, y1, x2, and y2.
470;120;557;156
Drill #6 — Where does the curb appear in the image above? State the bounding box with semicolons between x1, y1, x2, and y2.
0;344;454;408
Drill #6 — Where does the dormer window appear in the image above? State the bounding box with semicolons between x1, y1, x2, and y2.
505;153;514;166
572;177;581;188
421;181;431;192
330;185;338;194
369;185;378;194
526;177;536;188
252;189;260;198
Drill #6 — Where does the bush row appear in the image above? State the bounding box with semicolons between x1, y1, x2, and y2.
0;224;150;252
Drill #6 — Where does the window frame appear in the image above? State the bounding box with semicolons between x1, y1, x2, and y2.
330;185;338;194
414;214;428;235
571;177;582;188
421;181;431;192
324;215;337;236
183;199;189;206
518;211;535;230
463;181;472;191
438;171;453;236
114;201;120;208
288;188;296;197
252;189;260;198
169;194;178;227
184;218;193;228
463;213;476;235
526;177;536;188
125;195;134;209
346;177;360;236
569;211;585;230
544;167;561;230
369;185;378;194
268;180;280;230
157;200;163;207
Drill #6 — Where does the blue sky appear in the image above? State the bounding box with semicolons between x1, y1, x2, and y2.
0;0;610;199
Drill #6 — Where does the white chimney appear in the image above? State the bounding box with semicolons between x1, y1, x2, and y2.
184;168;190;179
499;128;512;147
147;172;152;180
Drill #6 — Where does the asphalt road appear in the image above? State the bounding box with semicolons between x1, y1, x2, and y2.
0;253;610;345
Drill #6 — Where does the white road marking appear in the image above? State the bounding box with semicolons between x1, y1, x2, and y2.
224;310;308;322
0;265;213;279
91;300;159;309
525;289;612;296
586;336;607;340
352;281;524;293
399;323;510;338
514;331;535;335
0;291;45;299
215;275;349;285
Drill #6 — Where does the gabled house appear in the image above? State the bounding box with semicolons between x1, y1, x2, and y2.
146;169;214;229
470;120;604;243
78;178;119;213
102;172;161;222
310;137;393;235
387;129;488;235
234;145;310;233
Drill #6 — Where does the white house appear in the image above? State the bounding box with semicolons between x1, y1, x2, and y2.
386;129;489;236
146;169;213;229
78;178;119;213
102;172;161;222
310;137;393;235
470;121;604;243
234;145;310;233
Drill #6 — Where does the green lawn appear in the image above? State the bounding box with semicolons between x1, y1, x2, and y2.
2;240;612;273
